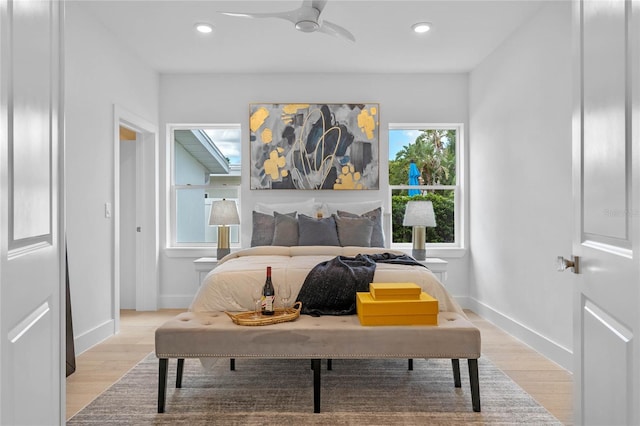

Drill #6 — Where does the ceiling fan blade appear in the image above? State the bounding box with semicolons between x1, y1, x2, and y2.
319;20;356;42
307;0;328;14
219;9;298;25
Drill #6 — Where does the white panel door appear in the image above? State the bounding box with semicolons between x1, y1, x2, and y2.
0;0;64;424
572;0;640;425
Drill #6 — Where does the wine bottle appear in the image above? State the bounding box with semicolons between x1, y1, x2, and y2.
261;266;275;316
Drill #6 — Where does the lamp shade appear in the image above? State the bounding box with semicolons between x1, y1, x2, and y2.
402;201;436;227
209;199;240;226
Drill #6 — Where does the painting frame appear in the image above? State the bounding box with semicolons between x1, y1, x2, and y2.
249;103;380;190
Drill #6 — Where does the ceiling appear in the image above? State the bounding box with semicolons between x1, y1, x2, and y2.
74;0;548;74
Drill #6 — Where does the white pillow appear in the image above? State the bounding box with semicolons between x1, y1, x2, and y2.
254;199;320;217
323;200;383;215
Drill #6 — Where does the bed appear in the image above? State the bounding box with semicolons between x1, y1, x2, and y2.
160;204;481;413
189;245;464;316
165;245;479;414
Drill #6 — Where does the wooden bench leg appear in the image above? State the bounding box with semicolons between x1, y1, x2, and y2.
158;358;168;413
176;358;184;388
408;358;413;370
230;358;235;371
451;359;461;387
312;358;321;413
468;358;481;412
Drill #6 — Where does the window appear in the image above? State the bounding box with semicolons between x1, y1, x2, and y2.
169;125;241;249
388;124;463;249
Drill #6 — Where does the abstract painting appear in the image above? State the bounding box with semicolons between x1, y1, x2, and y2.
249;103;379;190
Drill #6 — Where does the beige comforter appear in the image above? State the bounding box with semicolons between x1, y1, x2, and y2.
189;246;464;315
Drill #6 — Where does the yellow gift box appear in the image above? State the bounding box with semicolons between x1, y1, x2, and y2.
356;292;439;326
369;282;422;300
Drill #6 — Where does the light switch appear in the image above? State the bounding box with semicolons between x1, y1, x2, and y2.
105;202;112;218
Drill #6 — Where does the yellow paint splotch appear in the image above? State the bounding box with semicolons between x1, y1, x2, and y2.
334;163;364;190
264;147;287;180
357;109;376;140
250;107;270;133
261;128;273;144
281;104;310;125
282;104;310;114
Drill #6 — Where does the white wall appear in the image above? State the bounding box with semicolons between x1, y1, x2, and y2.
159;73;470;308
469;2;573;369
65;3;159;352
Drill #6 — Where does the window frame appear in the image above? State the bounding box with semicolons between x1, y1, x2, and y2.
388;123;465;256
166;123;242;256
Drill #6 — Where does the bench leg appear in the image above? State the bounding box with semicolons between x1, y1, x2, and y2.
312;358;321;413
158;358;168;413
451;359;461;387
468;358;481;412
408;358;413;371
176;358;184;388
311;359;332;371
230;358;235;371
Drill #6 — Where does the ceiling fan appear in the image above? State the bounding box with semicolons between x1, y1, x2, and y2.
220;0;356;42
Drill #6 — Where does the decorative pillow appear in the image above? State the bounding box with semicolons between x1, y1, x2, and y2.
251;211;296;247
297;214;340;246
272;212;299;246
337;207;384;247
334;215;374;247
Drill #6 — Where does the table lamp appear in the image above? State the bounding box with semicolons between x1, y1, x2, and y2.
402;200;436;260
209;199;240;259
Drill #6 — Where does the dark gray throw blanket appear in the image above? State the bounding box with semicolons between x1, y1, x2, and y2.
296;253;426;316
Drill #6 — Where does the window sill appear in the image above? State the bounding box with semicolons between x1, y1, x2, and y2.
390;245;467;259
164;247;241;258
165;246;466;259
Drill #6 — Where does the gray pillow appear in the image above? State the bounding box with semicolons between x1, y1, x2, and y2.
337;207;384;247
334;215;374;247
251;210;296;247
272;212;299;246
298;214;340;246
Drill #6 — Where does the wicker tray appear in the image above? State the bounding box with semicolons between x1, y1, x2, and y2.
226;301;302;326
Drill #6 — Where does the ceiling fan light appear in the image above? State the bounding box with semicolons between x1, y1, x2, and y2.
412;22;432;34
296;20;319;32
195;23;214;34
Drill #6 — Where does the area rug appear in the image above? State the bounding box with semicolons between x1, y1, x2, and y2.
67;355;562;425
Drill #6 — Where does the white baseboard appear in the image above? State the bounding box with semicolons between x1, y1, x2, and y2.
159;295;194;309
460;296;573;372
74;318;114;355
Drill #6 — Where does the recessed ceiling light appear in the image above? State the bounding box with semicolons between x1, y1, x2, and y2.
412;22;432;34
195;23;214;34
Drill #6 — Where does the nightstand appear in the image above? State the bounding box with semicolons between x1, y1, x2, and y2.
193;257;218;287
418;258;448;283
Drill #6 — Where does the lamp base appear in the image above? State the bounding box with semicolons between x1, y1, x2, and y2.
412;248;426;261
412;226;426;260
217;247;230;260
217;226;230;260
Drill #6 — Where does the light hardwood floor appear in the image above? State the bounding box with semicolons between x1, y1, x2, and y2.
66;309;573;424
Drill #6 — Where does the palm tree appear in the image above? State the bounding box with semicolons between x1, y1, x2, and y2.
389;130;455;186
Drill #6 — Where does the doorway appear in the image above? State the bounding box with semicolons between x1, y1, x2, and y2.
119;126;139;310
113;106;159;332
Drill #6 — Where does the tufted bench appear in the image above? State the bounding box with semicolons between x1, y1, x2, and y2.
155;311;482;413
